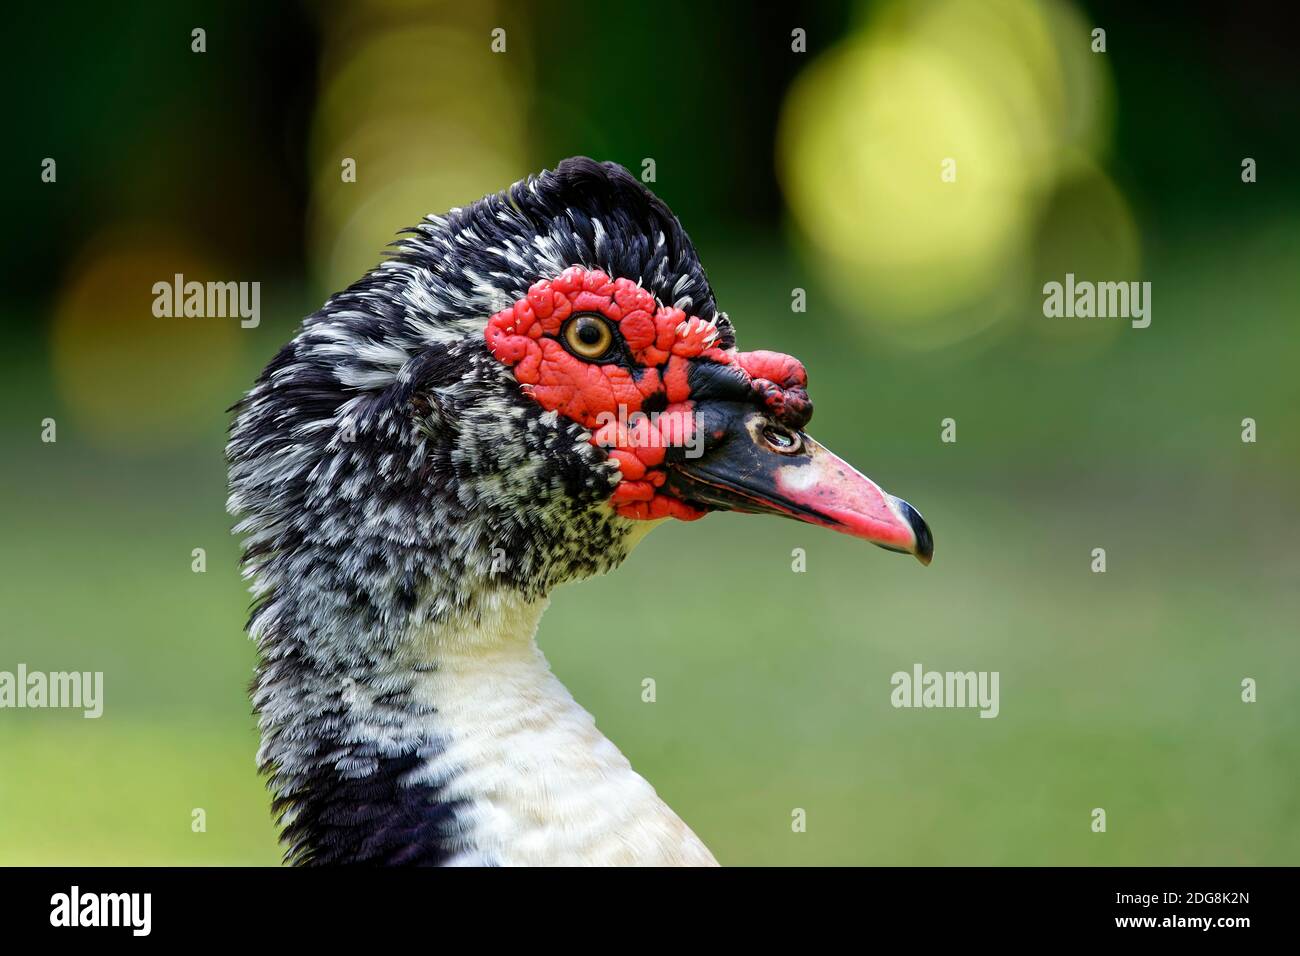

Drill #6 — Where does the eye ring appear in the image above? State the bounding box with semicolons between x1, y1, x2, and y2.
562;314;616;360
761;424;802;454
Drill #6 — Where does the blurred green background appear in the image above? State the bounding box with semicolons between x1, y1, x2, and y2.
2;0;1297;865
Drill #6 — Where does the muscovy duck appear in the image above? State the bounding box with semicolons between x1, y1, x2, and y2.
227;157;932;866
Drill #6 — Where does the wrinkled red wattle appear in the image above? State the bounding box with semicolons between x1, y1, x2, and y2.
733;349;813;431
486;266;811;521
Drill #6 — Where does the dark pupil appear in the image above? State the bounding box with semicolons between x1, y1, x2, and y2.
577;321;602;345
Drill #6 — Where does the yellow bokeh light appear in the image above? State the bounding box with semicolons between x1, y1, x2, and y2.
1025;154;1142;356
51;228;242;450
778;0;1127;351
782;37;1030;322
308;4;533;294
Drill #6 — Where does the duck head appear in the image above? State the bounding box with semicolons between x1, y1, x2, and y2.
228;156;933;865
229;157;930;633
484;263;932;564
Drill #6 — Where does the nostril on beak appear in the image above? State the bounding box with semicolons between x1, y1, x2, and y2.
893;497;934;566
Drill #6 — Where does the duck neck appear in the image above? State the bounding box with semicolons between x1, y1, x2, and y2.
260;587;716;866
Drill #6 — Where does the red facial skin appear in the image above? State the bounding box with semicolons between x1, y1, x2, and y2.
485;266;810;521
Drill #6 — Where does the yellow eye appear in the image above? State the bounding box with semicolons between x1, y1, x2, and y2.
562;314;615;360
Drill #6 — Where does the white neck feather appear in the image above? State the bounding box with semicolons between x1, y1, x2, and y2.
406;592;717;866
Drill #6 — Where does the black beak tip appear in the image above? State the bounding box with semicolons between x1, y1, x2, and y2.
898;499;933;566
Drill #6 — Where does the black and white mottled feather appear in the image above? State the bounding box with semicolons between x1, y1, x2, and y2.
228;158;725;865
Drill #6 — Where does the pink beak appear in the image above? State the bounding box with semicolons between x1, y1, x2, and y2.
772;434;932;564
665;412;933;565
